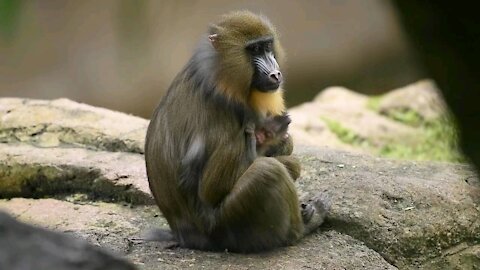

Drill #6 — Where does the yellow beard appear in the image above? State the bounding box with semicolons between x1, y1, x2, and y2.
249;89;285;116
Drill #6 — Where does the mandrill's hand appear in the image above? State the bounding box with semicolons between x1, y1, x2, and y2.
245;122;258;160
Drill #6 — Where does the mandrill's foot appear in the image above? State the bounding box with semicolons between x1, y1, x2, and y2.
301;193;331;234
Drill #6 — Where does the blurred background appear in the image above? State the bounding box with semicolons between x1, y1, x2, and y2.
0;0;425;118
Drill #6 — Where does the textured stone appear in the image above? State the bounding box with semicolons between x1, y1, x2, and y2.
0;96;478;269
0;98;148;153
289;86;420;151
378;80;447;121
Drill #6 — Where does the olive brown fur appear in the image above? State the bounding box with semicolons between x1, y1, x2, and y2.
145;11;329;253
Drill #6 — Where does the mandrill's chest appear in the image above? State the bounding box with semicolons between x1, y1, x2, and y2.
248;89;285;117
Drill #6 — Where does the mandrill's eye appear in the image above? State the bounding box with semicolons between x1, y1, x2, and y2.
265;42;273;52
247;43;262;54
252;44;260;53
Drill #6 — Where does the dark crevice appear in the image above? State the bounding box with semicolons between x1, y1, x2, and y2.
0;164;153;205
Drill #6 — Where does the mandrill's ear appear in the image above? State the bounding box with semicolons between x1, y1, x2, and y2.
208;24;224;50
208;34;219;49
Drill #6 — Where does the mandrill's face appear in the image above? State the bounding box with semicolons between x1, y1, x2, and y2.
246;36;282;92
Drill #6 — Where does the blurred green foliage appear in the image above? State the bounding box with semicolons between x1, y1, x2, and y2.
0;0;22;41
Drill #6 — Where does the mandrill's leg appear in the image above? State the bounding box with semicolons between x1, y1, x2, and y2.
217;157;329;252
218;157;303;252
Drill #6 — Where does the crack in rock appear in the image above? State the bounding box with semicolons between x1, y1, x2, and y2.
0;144;153;205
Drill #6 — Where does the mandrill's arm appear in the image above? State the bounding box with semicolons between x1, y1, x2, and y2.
198;128;253;207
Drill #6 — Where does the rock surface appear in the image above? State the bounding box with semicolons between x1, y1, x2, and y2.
0;144;151;204
377;80;447;122
289;80;446;152
0;92;479;269
0;98;147;153
296;147;480;269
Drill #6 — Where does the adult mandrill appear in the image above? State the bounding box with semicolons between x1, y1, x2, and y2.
145;11;329;252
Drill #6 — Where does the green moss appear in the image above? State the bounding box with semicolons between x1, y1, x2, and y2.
322;114;463;163
366;95;383;112
380;116;464;162
364;93;463;162
367;95;424;127
384;108;423;127
321;117;368;146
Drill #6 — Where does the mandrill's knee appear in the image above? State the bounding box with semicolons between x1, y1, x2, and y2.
274;156;301;181
250;157;293;183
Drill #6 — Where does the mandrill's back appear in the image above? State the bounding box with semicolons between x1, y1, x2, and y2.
145;78;206;226
145;71;246;231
